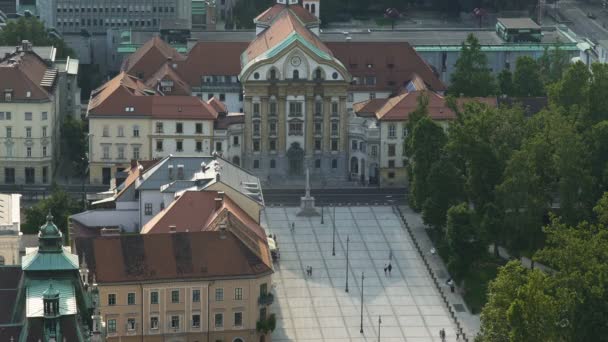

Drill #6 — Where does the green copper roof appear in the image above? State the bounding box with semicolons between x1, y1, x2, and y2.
22;247;79;271
26;280;77;317
43;283;60;299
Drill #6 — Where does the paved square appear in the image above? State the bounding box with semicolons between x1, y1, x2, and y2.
262;206;458;342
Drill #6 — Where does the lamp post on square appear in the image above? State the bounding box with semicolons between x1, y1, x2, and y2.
345;235;350;292
360;272;365;334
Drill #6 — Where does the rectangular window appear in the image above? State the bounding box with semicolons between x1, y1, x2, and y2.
388;124;396;138
145;203;153;216
176;140;183;152
176;122;183;133
235;288;243;300
26;127;32;138
192;314;201;328
253;160;260;169
42;126;47;137
315;159;321;168
171;315;180;329
128;292;135;305
103;146;110;159
269;102;277;116
253;140;260;152
352;140;358;150
371;145;378;157
253;103;260;116
195;123;203;134
26;147;32;157
215;288;224;301
289;102;302;116
388;144;396;157
103;125;109;137
314;122;322;134
150;316;159;329
219;93;226;101
196;141;203;152
42;167;48;183
192;289;200;302
234;312;243;327
41;112;48;120
269;122;276;135
108;294;116;306
214;313;223;328
25;112;32;121
331;139;339;151
156;140;163;152
25;167;35;184
215;142;222;152
155;122;164;133
127;318;136;331
233;136;239;145
253;122;260;135
4;168;15;184
108;319;117;333
269;139;276;151
289;122;303;135
171;290;179;303
315;101;322;115
117;126;124;137
133;146;140;160
260;283;268;296
117;146;125;159
150;291;159;304
331;102;338;116
315;139;322;151
388;160;395;168
4;126;11;138
133;125;140;137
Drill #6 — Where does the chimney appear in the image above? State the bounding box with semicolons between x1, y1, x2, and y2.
201;162;207;173
214;197;223;211
21;40;31;52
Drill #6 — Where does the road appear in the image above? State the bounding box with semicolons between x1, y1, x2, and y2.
263;187;407;206
557;0;608;42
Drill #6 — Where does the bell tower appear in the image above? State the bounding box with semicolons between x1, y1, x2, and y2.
303;0;320;19
43;283;62;342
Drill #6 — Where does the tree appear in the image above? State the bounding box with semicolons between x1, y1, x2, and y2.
449;34;497;97
549;61;590;114
0;17;75;58
539;44;570;85
445;203;484;279
422;155;464;229
512;56;545;97
409;116;447;210
62;116;88;177
22;185;83;239
497;69;514;96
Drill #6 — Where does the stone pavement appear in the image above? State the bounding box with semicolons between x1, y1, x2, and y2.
397;206;481;340
261;206;460;342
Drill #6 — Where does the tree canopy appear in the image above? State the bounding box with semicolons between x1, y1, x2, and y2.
0;17;75;58
22;186;83;241
449;34;497;97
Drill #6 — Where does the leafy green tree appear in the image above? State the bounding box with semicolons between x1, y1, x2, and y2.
512;56;545;97
409;116;447;210
405;92;430;158
549;61;590;114
445;203;484;279
587;63;608;125
62;116;88;177
233;0;272;29
539;44;570;85
449;34;497;97
22;186;83;240
497;69;514;96
0;17;75;58
422;155;464;229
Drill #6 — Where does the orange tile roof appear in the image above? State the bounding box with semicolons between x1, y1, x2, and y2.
0;51;54;101
244;9;331;64
121;36;185;78
255;3;318;26
144;62;191;96
355;91;497;121
207;97;227;114
180;41;248;86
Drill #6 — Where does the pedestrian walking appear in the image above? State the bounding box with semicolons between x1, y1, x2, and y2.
388;263;392;276
309;266;313;277
456;331;460;340
430;247;436;255
290;222;295;233
305;266;310;277
384;264;387;276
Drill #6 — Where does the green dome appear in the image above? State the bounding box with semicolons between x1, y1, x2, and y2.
39;212;62;239
43;283;60;299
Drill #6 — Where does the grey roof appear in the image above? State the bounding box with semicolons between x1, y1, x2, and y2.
160;179;212;193
196;158;264;205
0;46;56;62
136;156;215;190
70;209;139;231
497;18;541;30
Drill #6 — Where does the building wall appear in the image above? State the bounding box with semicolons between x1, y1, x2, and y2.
206;182;262;224
99;275;272;342
200;91;242;113
0;235;20;265
89;117;150;184
150;119;214;159
0;100;57;185
213;124;244;167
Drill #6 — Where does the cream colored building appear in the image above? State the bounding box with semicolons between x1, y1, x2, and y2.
87;73;218;185
0;193;21;265
81;229;274;342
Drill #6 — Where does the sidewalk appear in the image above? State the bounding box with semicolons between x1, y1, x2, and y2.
396;205;481;341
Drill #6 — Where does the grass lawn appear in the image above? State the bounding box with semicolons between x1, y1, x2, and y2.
462;257;505;314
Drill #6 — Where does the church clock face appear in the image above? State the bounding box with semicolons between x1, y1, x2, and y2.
290;56;302;67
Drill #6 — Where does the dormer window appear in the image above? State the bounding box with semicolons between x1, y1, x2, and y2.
4;90;12;102
26;91;31;98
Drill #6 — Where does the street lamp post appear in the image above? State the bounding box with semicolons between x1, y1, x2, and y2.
378;315;381;342
345;235;350;292
360;272;365;334
332;205;336;256
321;206;324;224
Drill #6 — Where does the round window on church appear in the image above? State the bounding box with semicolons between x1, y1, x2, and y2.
254;72;260;80
332;72;339;80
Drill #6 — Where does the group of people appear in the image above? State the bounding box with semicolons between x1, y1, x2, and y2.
305;265;313;277
383;263;393;276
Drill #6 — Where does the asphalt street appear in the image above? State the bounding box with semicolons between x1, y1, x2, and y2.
557;0;608;42
263;188;407;206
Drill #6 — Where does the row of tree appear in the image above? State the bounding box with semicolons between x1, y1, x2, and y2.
0;17;74;58
405;33;608;335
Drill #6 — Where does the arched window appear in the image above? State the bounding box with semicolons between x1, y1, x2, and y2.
305;3;310;11
232;156;240;166
233;338;244;342
270;69;277;80
311;3;316;14
314;68;323;80
293;70;299;80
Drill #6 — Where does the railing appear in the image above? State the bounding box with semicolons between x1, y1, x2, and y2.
258;292;274;306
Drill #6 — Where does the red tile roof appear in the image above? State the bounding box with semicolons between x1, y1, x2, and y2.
180;41;248;86
255;3;319;26
88;72;218;120
145;62;191;96
121;36;185;78
215;112;245;129
88;231;272;283
208;97;227;114
354;91;497;121
0;51;55;101
327;42;446;92
244;10;331;65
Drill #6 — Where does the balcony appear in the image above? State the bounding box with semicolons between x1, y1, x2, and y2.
258;292;274;306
